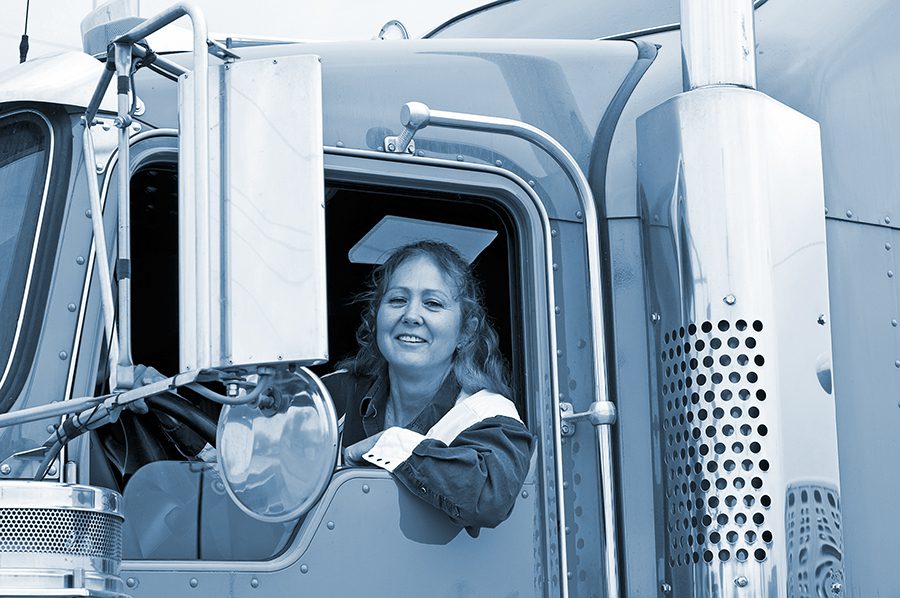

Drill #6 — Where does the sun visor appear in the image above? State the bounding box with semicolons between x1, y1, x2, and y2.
348;216;497;265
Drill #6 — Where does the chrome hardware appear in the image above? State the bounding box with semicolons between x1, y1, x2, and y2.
384;101;430;154
560;401;617;437
0;481;126;597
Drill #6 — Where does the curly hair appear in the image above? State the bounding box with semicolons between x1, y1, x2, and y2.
338;240;510;397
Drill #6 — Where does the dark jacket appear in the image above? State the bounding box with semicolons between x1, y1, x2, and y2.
323;370;534;532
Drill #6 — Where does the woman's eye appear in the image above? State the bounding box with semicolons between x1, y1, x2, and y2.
387;297;406;306
425;299;444;309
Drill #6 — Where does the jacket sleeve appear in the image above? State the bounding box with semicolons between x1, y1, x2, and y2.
361;393;534;530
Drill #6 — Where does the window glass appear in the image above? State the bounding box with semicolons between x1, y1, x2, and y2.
0;115;49;393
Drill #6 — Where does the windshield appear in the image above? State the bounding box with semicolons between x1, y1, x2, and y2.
0;113;50;400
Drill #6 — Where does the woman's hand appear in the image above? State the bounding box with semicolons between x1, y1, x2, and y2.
343;432;384;466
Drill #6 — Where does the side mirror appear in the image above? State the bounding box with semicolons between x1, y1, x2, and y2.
178;54;327;374
217;367;338;522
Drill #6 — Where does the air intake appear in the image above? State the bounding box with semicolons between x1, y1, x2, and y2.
0;481;126;597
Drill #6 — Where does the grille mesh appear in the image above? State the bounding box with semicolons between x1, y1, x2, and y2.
660;319;773;567
0;508;122;558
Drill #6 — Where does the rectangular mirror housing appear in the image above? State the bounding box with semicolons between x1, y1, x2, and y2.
178;54;327;373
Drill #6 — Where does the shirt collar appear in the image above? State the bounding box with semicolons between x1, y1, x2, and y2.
360;371;462;435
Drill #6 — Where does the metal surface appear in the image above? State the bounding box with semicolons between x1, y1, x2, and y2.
405;103;620;598
124;471;537;596
180;54;327;372
824;220;899;597
0;52;119;112
217;368;338;522
0;481;125;597
638;86;841;596
679;0;757;91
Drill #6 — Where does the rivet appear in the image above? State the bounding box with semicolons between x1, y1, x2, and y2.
387;142;396;152
831;581;843;593
224;64;230;70
300;564;309;574
565;526;570;535
845;210;853;218
362;484;370;494
734;576;749;588
824;207;829;215
551;229;558;237
327;521;335;530
575;211;583;219
48;464;57;476
495;160;503;167
557;349;562;357
566;571;573;579
561;423;571;435
895;360;900;368
214;480;225;492
0;464;10;475
58;351;68;360
555;306;561;315
76;256;85;265
552;263;559;271
892;319;898;327
889;270;895;278
528;180;535;187
660;582;672;594
521;490;528;499
47;424;56;433
125;577;137;588
651;312;661;323
67;303;77;312
272;59;278;64
456;155;464;162
886;216;892;225
887;243;893;251
85;209;92;218
335;141;344;148
817;314;827;325
250;578;259;589
189;578;198;588
724;294;737;305
562;479;568;488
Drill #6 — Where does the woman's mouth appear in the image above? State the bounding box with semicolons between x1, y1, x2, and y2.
397;334;427;344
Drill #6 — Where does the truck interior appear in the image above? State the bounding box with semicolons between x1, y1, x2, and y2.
97;156;528;560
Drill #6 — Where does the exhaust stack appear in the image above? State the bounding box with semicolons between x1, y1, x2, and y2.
680;0;757;91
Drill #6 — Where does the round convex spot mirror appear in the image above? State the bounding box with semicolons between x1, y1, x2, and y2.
217;367;338;522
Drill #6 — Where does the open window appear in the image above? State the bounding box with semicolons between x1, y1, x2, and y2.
96;147;542;562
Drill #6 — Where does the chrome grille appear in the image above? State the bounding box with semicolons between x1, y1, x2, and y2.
0;507;122;558
660;319;773;567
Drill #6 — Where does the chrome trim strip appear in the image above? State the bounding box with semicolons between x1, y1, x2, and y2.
0;110;54;393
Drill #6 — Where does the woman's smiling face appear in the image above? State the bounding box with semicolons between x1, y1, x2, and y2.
376;254;463;381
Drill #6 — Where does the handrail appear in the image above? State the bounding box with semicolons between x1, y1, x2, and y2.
387;102;621;598
79;3;210;389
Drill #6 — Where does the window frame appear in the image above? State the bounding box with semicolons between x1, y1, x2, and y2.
0;106;71;412
122;149;562;572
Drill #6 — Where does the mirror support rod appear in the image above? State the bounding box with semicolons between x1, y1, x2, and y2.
107;3;210;388
390;102;620;598
80;121;116;351
113;42;134;387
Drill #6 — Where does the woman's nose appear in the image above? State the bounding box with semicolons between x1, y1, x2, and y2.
402;303;423;325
